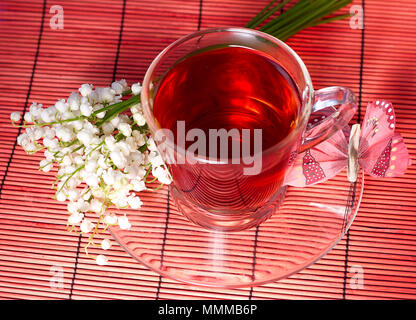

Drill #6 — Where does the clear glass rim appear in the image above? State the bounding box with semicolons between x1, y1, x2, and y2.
141;27;314;162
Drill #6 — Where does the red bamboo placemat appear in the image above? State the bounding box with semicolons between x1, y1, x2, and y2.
0;0;415;300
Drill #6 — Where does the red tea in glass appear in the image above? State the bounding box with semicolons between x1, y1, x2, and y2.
142;28;357;231
153;46;300;213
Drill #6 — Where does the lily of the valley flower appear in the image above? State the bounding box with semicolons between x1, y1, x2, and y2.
118;216;131;230
11;80;171;265
96;254;108;266
101;238;112;250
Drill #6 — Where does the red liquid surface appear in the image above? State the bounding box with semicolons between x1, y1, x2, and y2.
153;46;301;213
154;46;299;151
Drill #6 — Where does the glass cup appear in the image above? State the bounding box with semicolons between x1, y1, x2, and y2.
141;27;356;232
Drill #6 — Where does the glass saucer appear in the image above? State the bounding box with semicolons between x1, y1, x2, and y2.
110;169;363;288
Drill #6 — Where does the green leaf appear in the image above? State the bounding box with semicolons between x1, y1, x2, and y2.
95;94;141;127
248;0;353;41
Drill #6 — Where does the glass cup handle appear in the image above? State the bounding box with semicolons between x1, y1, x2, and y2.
298;86;357;153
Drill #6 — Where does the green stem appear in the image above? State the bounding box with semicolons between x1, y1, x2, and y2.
72;144;84;153
274;0;329;36
85;141;104;158
245;0;282;29
95;94;141;127
260;0;314;34
31;116;87;128
122;89;132;96
57;165;85;194
145;176;158;184
149;183;165;191
16;90;139;130
39;160;54;170
251;0;292;29
59;138;79;148
245;0;277;28
143;165;152;181
249;0;353;42
276;0;349;40
91;98;129;116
